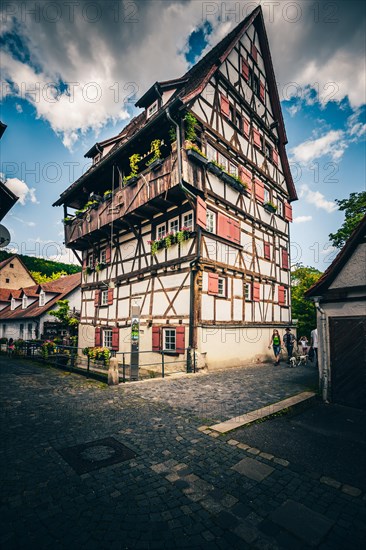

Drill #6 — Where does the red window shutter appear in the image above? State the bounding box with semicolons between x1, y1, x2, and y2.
112;327;119;351
105;247;111;263
243;118;250;138
264;242;271;260
251;43;258;62
272;150;279;166
108;288;114;305
208;273;219;295
284;202;293;222
255;178;264;203
217;213;230;240
278;285;285;306
94;290;100;307
152;326;161;351
95;327;102;347
231;220;241;245
260;81;265;102
176;326;185;354
242;58;249;81
252;128;261;148
196;196;207;229
282;249;289;270
252;282;260;302
220;94;230;117
239;166;252;191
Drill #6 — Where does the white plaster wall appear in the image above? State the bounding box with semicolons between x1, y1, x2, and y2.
329;243;366;289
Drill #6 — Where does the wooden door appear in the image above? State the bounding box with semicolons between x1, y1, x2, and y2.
329;316;366;410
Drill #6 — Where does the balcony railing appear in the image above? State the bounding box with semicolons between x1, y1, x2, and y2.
64;152;179;248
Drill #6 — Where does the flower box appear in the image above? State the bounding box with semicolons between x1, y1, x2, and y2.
264;202;277;214
103;192;112;202
207;162;223;176
221;172;245;192
148;158;163;171
126;175;139;186
187;149;208;166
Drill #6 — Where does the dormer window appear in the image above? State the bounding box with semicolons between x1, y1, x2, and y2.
39;291;45;307
147;100;159;119
22;296;28;309
93;153;101;165
11;298;16;311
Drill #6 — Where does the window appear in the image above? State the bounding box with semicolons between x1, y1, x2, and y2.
20;324;24;338
264;142;272;160
249;70;260;97
27;324;32;338
283;288;288;305
264;187;270;203
206;143;217;162
11;298;16;310
169;218;179;234
229;162;238;177
206;210;216;233
39;291;45;307
147;100;159;119
157;223;166;240
10;263;14;268
2;324;6;336
163;328;176;351
93;153;101;165
245;283;252;301
235;111;243;132
22;296;28;309
218;277;226;297
101;289;109;306
183;211;193;231
277;200;283;217
218;152;228;171
100;249;107;264
88;254;94;268
103;329;113;349
5;278;10;284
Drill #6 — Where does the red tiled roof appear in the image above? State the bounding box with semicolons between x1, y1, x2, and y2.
0;272;81;320
306;214;366;297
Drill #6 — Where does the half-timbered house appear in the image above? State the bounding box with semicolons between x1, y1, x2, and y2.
54;6;297;371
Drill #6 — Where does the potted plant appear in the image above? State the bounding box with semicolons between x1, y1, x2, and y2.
264;201;277;214
85;200;99;211
103;190;112;201
146;139;163;171
207;159;224;176
123;153;141;186
187;144;208;166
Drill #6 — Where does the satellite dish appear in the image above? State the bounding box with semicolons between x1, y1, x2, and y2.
0;224;11;248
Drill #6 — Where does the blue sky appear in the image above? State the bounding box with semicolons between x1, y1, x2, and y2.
1;0;365;271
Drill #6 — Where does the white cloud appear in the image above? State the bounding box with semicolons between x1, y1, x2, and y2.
4;178;38;205
294;215;312;224
299;184;338;213
11;216;36;227
291;130;347;164
15;103;22;113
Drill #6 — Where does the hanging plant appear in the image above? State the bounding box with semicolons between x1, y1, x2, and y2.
146;139;163;169
169;126;177;142
184;112;197;142
123;153;141;185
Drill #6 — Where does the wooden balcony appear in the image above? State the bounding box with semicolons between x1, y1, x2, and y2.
64;152;181;249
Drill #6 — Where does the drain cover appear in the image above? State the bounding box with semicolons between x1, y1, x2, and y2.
58;437;137;474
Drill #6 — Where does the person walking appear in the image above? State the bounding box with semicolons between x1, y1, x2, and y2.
268;329;282;366
283;328;295;366
8;338;15;357
310;327;318;367
298;335;309;354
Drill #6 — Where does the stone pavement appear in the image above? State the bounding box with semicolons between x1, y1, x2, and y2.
1;357;365;549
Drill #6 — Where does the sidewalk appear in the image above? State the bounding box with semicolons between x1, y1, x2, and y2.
1;357;364;549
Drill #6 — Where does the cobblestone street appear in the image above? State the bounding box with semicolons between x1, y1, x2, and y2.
1;357;365;549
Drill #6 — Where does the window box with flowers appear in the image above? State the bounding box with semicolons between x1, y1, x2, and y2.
103;190;113;202
263;201;278;214
82;346;111;365
220;171;246;192
123;153;141;186
146;139;164;171
63;216;75;225
187;145;208;166
149;227;191;256
207;160;224;176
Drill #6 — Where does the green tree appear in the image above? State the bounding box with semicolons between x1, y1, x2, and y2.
329;192;366;249
31;270;68;284
291;265;322;339
49;299;79;337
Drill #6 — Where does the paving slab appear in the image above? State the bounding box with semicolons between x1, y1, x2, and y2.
270;499;334;546
232;456;274;481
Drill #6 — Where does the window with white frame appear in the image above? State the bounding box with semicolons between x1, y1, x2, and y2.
103;329;113;349
218;152;228;171
183;211;193;231
147;100;159;119
277;200;283;217
245;282;252;301
39;291;45;307
157;223;166;240
88;254;94;268
22;296;28;309
283;288;288;305
11;298;16;311
206;143;217;162
218;277;226;297
206;210;216;233
100;249;107;263
163;328;176;351
101;289;109;306
264;187;270;203
169;217;179;234
229;161;238;177
20;324;24;338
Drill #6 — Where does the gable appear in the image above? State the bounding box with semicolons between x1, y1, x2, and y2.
329;242;366;290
